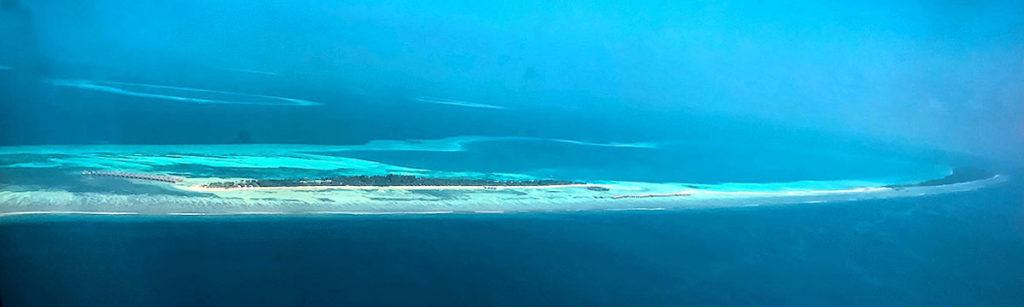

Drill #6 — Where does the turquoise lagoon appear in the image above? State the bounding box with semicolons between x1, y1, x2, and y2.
0;136;1001;216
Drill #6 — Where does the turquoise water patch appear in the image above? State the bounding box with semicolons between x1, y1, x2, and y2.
49;79;320;106
415;96;506;110
0;136;954;188
327;139;951;185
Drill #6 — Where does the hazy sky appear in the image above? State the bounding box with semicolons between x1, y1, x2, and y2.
11;0;1024;160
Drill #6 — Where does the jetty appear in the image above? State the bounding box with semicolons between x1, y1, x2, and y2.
82;171;184;183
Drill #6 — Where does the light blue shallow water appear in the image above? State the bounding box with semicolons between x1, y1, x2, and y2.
329;139;952;184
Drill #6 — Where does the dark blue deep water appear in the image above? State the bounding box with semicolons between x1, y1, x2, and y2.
2;177;1022;306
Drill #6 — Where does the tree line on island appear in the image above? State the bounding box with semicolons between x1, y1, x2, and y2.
203;174;584;188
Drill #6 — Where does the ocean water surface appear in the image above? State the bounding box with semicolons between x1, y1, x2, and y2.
2;0;1023;306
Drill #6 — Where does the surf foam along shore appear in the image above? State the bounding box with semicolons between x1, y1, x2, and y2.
0;145;1006;217
48;79;320;106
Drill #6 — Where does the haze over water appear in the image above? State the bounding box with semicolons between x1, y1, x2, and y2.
0;0;1022;305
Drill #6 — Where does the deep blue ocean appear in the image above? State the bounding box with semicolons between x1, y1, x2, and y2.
2;177;1022;306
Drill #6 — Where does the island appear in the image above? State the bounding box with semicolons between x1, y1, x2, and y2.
0;143;1007;217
